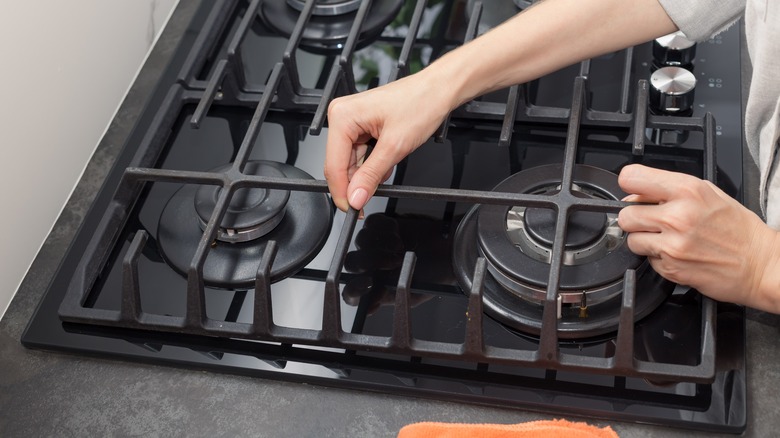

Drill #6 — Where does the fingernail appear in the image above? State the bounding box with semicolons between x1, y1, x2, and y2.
349;188;368;210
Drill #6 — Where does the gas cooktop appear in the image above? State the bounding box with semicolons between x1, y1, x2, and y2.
23;0;746;433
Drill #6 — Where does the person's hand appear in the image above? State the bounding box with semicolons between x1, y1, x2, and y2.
617;164;780;312
324;72;455;213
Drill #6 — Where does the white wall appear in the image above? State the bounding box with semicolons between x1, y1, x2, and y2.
0;0;178;319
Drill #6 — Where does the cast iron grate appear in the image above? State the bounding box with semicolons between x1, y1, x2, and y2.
58;0;719;384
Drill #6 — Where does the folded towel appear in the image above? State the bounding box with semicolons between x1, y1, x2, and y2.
397;419;618;438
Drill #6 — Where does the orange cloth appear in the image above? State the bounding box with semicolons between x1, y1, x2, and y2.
397;419;618;438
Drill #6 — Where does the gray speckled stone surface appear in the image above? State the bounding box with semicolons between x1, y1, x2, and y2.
2;4;779;437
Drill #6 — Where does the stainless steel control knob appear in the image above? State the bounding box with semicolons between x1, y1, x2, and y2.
649;66;697;114
653;31;696;66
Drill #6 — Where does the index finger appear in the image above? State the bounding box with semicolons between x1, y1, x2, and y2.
324;101;365;212
618;164;699;202
324;128;353;212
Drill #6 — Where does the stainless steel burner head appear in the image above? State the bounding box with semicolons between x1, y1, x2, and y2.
505;185;624;267
261;0;404;53
476;165;641;292
286;0;362;16
497;181;628;308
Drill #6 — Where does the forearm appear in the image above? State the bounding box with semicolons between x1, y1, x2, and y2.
424;0;677;109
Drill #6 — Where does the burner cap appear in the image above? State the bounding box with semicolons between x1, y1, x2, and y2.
523;192;607;249
260;0;404;53
158;160;333;289
194;162;290;243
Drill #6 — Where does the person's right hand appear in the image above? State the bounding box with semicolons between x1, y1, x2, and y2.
324;72;455;213
618;164;780;312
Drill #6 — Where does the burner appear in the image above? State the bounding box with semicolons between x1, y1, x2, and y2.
453;164;674;339
194;162;290;243
260;0;404;53
158;160;333;289
516;190;610;259
286;0;362;16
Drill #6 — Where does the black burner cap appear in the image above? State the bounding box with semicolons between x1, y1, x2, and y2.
524;192;607;249
194;162;289;239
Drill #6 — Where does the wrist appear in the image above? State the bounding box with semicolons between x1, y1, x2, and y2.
418;7;537;112
750;226;780;313
419;48;482;112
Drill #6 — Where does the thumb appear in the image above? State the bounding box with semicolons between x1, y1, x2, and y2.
346;138;403;210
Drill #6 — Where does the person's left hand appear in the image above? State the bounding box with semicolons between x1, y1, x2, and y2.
617;164;780;312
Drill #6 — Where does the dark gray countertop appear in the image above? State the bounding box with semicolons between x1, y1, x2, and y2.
2;3;778;437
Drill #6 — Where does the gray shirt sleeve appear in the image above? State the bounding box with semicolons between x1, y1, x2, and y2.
657;0;746;41
658;0;780;229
